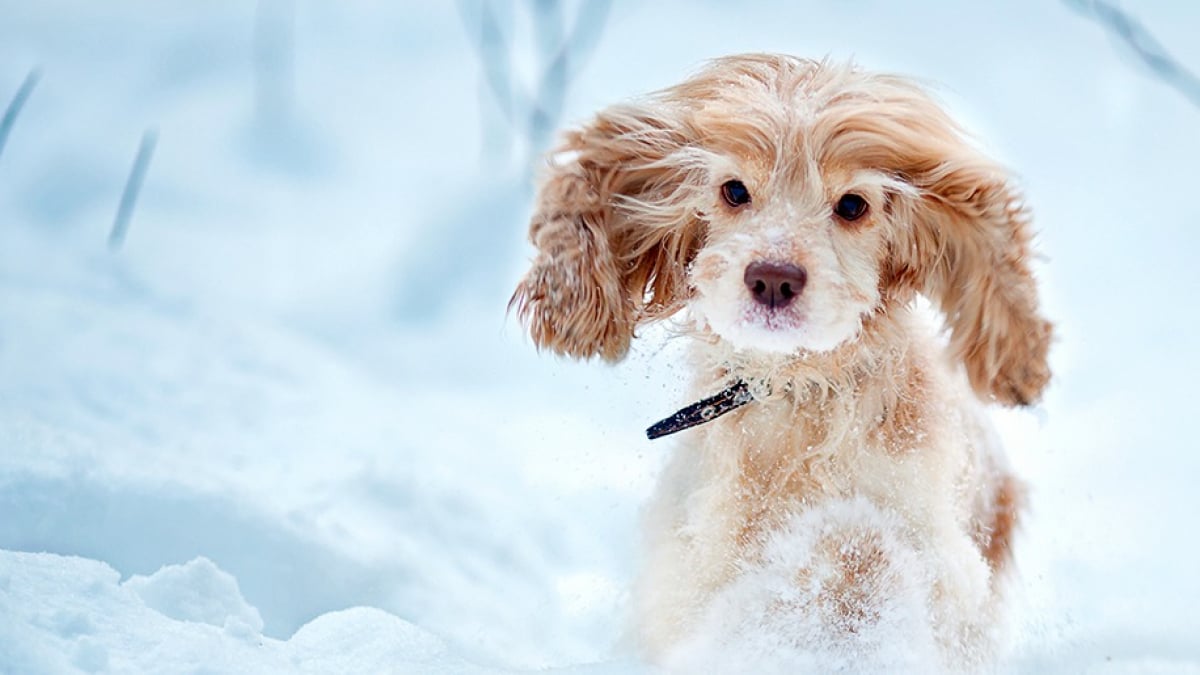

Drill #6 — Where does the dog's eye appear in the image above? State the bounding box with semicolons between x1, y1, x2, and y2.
833;193;869;221
721;180;751;207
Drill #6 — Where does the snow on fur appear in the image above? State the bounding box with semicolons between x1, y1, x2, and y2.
664;499;940;674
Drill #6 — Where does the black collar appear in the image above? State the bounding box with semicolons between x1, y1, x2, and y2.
646;380;754;440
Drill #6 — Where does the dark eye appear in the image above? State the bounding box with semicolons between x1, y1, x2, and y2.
833;193;869;221
721;180;751;207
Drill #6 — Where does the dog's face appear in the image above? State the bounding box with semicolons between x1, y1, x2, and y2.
512;55;1052;406
687;155;898;355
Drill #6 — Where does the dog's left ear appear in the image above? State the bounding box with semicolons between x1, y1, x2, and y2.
510;102;703;362
888;149;1052;406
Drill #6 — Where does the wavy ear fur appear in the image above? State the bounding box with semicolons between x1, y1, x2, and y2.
886;134;1052;406
510;102;705;362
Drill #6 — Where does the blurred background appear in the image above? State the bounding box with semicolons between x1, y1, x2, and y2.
1;1;1198;672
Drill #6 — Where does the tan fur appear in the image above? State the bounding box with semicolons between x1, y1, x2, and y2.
511;54;1051;669
976;473;1026;574
789;524;892;636
509;103;706;361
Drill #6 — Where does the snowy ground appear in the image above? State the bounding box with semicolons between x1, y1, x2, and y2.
1;1;1199;673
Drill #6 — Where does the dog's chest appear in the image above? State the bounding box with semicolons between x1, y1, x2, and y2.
696;394;927;545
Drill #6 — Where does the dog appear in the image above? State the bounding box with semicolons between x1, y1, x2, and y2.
511;54;1051;671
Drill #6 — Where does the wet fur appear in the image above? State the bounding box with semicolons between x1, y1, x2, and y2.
511;54;1050;669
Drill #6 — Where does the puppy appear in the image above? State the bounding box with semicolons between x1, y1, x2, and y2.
511;54;1051;670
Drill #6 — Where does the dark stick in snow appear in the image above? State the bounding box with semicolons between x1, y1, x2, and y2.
0;69;41;161
109;129;158;251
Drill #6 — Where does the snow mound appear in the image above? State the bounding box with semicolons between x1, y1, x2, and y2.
289;607;497;674
0;549;504;673
122;556;264;635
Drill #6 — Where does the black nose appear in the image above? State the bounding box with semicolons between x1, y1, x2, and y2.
744;261;807;309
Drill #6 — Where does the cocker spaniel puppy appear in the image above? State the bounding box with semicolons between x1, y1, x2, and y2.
511;54;1051;671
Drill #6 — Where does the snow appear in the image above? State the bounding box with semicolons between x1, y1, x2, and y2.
0;550;502;674
2;1;1200;673
122;557;264;635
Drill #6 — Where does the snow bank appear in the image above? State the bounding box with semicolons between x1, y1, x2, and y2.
123;557;264;636
0;550;282;674
0;550;506;674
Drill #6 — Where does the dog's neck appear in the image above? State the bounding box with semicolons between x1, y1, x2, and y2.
645;303;926;442
694;302;918;410
673;302;940;470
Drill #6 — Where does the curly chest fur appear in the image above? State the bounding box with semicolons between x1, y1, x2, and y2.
683;338;966;557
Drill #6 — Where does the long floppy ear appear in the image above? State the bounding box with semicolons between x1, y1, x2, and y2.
509;102;704;362
888;147;1052;406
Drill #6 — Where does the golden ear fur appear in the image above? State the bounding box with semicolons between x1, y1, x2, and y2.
879;98;1052;406
509;103;704;362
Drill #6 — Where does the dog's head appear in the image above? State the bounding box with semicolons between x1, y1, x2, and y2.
511;54;1051;406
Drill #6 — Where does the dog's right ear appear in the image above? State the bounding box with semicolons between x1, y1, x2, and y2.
509;103;702;362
